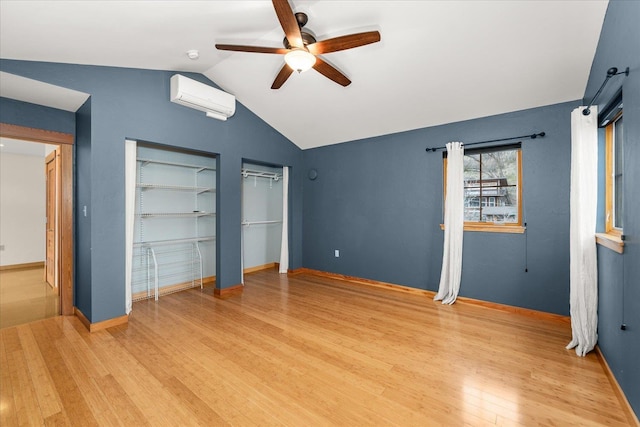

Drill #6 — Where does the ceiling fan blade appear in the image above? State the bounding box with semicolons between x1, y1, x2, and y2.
272;0;303;49
216;44;289;55
271;64;294;89
307;31;381;55
313;57;351;87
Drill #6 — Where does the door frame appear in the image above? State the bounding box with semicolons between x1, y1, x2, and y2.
0;123;74;315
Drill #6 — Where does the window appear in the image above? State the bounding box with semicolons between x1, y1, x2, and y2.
595;91;624;253
605;111;623;235
444;144;524;233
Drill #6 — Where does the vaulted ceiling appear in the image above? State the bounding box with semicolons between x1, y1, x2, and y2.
0;1;609;149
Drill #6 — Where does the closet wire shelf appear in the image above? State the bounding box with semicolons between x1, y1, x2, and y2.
138;183;215;194
137;212;215;218
133;153;216;302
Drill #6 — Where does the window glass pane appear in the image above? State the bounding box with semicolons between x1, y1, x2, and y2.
463;154;480;222
480;150;518;223
614;117;623;229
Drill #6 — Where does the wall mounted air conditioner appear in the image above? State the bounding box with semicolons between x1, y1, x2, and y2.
170;74;235;121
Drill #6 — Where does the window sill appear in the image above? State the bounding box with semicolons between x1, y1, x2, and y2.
595;233;624;254
440;224;525;234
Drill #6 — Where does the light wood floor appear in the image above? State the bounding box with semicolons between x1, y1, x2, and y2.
0;267;59;329
0;270;633;426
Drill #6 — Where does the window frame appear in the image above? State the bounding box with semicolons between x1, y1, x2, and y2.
442;145;525;234
604;111;623;236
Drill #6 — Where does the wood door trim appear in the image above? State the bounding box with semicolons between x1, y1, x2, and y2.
0;123;74;145
1;123;74;315
58;144;73;315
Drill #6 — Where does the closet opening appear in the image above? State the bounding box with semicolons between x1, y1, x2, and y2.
127;141;217;304
241;161;286;282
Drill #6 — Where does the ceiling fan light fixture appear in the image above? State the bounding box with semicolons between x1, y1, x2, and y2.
284;49;316;73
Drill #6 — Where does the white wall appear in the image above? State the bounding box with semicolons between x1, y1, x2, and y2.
0;151;46;266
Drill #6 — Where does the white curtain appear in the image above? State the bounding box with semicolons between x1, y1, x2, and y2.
566;107;599;356
435;142;465;304
124;139;137;314
279;166;289;273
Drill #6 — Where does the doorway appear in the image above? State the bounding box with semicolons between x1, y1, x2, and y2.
241;162;284;282
0;123;74;324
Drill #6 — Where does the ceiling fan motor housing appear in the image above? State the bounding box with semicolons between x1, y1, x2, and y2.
283;32;316;49
283;12;316;49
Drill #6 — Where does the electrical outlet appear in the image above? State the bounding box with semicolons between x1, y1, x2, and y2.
334;249;340;258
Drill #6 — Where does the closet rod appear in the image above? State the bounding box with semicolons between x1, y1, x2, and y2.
582;67;629;116
425;132;545;152
242;220;282;226
241;169;282;180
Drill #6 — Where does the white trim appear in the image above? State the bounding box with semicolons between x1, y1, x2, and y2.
124;139;137;314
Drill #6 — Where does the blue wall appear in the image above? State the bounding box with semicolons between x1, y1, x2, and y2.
75;99;92;317
0;60;303;323
303;100;578;316
0;96;75;134
587;0;640;417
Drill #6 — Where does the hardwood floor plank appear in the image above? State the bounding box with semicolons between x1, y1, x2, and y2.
16;324;63;418
104;322;228;425
5;344;46;425
163;376;229;426
54;340;123;426
29;320;99;427
91;374;150;427
0;329;20;426
128;301;321;425
58;318;110;380
43;411;71;427
0;270;634;425
84;328;203;426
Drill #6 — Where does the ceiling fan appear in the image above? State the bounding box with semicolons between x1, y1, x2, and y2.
215;0;381;89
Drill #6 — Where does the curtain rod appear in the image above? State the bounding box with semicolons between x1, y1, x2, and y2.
425;132;545;152
582;67;629;116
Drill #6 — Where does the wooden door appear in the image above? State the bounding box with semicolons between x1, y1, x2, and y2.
45;150;58;287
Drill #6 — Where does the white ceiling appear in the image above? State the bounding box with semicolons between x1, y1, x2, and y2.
0;72;90;112
0;1;608;150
